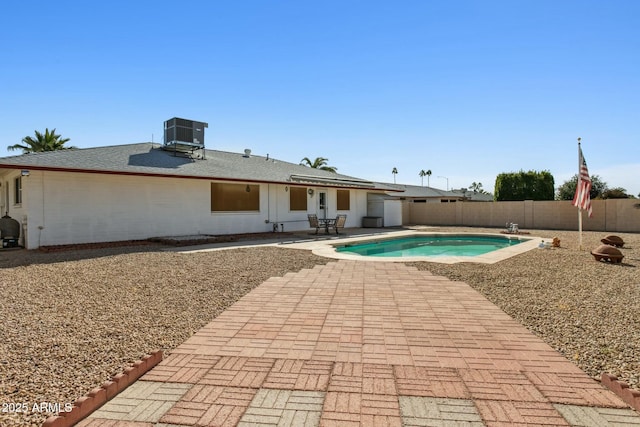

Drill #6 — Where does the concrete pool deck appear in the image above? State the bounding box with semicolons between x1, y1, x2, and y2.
76;259;639;426
171;229;544;265
297;230;542;264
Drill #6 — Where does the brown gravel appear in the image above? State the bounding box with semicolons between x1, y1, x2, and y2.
0;227;638;426
0;244;329;427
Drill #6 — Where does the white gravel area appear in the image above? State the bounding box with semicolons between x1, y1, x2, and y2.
0;227;638;426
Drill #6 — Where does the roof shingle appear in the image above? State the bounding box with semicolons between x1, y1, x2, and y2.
0;143;383;189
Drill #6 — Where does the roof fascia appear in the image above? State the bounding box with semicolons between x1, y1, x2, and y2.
0;164;380;191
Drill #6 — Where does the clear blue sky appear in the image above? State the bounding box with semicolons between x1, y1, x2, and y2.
2;1;638;196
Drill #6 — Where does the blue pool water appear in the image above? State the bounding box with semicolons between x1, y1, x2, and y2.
335;235;526;258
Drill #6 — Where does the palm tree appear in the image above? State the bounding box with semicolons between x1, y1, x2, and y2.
419;170;427;187
392;167;398;184
8;128;74;153
470;182;484;194
425;169;432;187
300;156;338;173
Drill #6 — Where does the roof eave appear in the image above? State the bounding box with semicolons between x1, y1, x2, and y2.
0;164;385;191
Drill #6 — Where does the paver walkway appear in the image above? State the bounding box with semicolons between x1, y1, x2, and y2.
80;261;640;426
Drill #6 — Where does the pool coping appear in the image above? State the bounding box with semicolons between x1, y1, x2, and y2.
168;229;546;264
290;230;545;264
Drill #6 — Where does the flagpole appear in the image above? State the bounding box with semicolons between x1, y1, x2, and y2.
577;137;583;250
578;207;583;250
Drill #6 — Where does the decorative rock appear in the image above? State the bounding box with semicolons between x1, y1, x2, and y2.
591;244;624;263
601;235;625;247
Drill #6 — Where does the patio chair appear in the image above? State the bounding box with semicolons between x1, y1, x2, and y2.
307;214;321;234
332;214;347;235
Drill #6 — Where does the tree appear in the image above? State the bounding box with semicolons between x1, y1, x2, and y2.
419;170;427;186
556;174;607;200
602;187;633;199
425;169;432;187
392;167;398;184
470;182;485;194
299;156;337;173
8;128;74;153
494;170;555;201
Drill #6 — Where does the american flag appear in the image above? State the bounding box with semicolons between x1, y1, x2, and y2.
572;145;593;217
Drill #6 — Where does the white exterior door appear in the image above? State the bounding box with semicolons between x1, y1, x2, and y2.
317;190;328;219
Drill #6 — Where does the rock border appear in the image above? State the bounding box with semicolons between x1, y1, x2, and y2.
38;239;156;253
601;373;640;412
38;231;296;252
42;350;163;427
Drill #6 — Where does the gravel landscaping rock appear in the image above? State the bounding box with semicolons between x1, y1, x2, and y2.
0;227;638;426
0;244;327;427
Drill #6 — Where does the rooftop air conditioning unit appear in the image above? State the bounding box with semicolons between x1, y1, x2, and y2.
163;117;208;157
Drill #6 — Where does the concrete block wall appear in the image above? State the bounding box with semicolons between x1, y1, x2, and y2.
407;199;640;232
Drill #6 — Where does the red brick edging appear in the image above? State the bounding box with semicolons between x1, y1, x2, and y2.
42;350;163;427
601;373;640;412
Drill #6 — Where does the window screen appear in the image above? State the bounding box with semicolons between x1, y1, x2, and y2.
289;187;307;211
211;183;260;211
337;189;350;210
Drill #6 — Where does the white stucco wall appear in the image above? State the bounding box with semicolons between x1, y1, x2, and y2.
13;170;370;249
267;185;367;232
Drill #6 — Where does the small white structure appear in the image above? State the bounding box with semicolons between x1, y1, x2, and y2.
365;193;403;227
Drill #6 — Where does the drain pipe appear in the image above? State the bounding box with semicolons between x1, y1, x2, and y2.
22;215;28;248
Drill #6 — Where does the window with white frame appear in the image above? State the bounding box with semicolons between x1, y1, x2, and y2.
14;176;22;205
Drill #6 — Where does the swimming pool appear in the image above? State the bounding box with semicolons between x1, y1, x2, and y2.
335;234;527;258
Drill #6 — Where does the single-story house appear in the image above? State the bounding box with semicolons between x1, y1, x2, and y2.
380;183;493;203
0;142;397;249
449;188;494;202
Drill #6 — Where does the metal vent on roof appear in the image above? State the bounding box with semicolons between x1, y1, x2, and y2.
163;117;208;158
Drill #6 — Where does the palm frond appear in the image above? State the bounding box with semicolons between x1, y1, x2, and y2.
9;128;73;153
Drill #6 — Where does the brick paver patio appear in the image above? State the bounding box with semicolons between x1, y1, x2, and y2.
80;261;640;426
